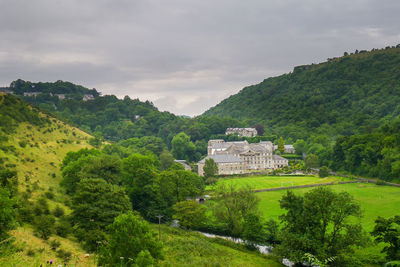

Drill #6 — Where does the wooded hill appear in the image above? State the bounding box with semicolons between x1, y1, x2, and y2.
204;46;400;140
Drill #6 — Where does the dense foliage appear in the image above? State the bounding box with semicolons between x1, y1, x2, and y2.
276;187;367;266
204;47;400;140
6;79;243;161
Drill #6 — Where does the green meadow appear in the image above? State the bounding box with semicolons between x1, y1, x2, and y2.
257;182;400;232
206;175;349;191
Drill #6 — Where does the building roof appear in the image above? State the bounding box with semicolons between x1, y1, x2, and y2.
199;154;243;164
273;155;288;161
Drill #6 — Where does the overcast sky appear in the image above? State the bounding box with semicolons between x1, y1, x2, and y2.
0;1;399;116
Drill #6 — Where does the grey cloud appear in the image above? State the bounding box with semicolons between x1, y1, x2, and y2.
1;0;399;115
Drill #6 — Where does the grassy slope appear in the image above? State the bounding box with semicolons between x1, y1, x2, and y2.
0;114;97;266
155;225;283;267
206;175;349;191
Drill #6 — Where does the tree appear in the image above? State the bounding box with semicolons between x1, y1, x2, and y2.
0;188;15;239
33;214;55;240
293;139;306;156
171;132;196;162
160;150;175;170
371;215;400;260
253;124;265;136
276;187;366;266
242;213;265;246
98;212;163;267
319;166;331;178
278;136;285;154
305;153;319;169
79;154;122;184
121;154;159;219
203;158;218;178
213;184;259;236
158;170;204;209
71;178;131;251
172;200;206;229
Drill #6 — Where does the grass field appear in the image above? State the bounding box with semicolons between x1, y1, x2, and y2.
206;175;350;191
256;182;400;232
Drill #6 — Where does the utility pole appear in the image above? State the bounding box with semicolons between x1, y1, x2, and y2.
156;215;163;241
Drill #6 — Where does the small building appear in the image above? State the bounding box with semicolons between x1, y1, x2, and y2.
83;94;94;101
225;127;258;137
23;92;41;97
198;154;246;176
273;155;289;169
174;160;191;171
54;94;66;100
0;88;14;94
274;144;295;154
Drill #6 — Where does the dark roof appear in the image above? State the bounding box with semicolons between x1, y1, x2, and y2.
199;154;243;164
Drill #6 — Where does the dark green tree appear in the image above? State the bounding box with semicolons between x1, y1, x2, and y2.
160;150;175;170
242;213;265;246
98;212;163;267
171;132;196;162
71;178;131;250
0;188;15;239
319;166;331;178
278;136;285;154
203;158;218;178
213;184;259;236
277;187;366;266
305;153;319;169
371;215;400;260
172;200;206;229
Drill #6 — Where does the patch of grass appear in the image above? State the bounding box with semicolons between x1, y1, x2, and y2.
154;225;284;267
206;175;349;191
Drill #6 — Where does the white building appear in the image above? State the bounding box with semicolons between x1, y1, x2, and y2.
225;128;258;137
198;139;288;176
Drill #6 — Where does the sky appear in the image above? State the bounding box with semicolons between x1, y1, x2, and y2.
0;0;399;116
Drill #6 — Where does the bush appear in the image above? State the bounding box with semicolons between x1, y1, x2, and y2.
56;249;72;262
55;219;72;238
53;206;65;218
18;140;27;148
26;249;35;257
318;166;331;178
44;191;55;200
49;239;61;250
34;214;55;240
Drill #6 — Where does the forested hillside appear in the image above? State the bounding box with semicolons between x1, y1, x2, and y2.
204;46;400;139
3;80;244;161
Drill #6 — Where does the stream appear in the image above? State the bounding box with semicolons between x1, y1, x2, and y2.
199;232;294;267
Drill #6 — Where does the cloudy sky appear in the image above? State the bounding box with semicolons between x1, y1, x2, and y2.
0;0;399;116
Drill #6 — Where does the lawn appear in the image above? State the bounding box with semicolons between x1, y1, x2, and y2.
257;182;400;232
206;175;349;191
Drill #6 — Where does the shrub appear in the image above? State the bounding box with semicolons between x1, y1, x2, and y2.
56;249;72;262
55;220;72;238
34;214;55;240
50;239;61;250
18;140;27;148
26;249;35;257
53;206;65;218
44;191;55;200
318;166;331;178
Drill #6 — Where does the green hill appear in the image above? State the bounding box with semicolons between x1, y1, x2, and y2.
0;93;284;266
204;46;400;139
